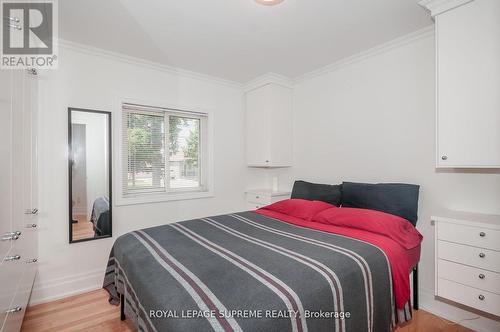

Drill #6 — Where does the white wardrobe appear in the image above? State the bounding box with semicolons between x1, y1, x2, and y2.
424;0;500;168
245;83;293;168
0;68;39;332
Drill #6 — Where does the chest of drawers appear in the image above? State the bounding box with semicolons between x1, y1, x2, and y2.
433;211;500;317
245;189;290;210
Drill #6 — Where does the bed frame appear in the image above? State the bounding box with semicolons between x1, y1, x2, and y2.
119;264;420;322
413;264;419;310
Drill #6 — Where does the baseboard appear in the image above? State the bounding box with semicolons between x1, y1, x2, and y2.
29;268;104;306
419;288;500;332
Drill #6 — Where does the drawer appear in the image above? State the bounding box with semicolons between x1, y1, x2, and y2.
2;263;35;332
437;278;500;317
438;221;500;251
10;228;37;263
438;259;500;294
246;193;272;205
246;203;264;211
0;251;24;329
437;240;500;273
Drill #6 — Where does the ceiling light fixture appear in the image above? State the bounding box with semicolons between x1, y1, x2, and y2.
255;0;285;6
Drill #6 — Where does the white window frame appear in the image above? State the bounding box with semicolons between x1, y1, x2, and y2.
114;98;214;206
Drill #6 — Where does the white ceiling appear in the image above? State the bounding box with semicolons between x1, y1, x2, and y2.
60;0;432;83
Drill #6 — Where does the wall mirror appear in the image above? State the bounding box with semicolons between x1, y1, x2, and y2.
68;108;112;243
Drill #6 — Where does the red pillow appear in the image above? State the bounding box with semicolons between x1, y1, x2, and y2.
260;199;336;221
312;207;423;249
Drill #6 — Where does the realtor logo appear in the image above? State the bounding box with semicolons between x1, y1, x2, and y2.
1;0;58;69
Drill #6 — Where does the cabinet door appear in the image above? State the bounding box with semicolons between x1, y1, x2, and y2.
268;84;292;167
0;69;38;331
0;71;13;259
11;70;25;238
437;0;500;167
19;70;38;256
246;87;271;166
0;69;14;328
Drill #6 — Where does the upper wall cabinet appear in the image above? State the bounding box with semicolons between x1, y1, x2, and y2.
245;83;293;167
422;0;500;168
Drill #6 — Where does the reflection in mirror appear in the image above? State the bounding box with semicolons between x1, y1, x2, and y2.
69;108;112;243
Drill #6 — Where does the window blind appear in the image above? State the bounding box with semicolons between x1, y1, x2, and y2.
122;103;207;197
122;105;166;195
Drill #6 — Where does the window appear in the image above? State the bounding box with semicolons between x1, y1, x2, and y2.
122;103;208;199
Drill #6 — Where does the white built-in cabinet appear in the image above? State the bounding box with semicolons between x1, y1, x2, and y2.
433;212;500;317
245;189;291;210
245;83;293;167
422;0;500;167
0;68;38;332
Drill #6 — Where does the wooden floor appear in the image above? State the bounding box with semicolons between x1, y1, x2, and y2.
21;289;473;332
72;214;95;241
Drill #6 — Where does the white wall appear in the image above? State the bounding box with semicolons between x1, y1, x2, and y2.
276;33;500;331
33;44;247;304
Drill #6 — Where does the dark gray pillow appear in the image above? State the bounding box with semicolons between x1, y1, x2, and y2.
291;180;342;207
341;182;420;225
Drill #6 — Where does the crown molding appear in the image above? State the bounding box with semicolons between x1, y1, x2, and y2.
418;0;475;17
294;26;435;83
57;25;436;92
243;72;294;92
56;39;243;89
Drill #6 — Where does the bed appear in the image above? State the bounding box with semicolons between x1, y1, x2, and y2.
104;181;422;332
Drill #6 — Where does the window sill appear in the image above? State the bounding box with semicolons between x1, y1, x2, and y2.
115;190;214;206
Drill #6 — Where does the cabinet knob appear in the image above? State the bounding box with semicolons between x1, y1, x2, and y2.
478;295;485;301
26;258;38;264
479;232;486;237
5;306;22;313
441;155;448;161
479;252;485;258
479;274;485;279
265;160;269;163
26;223;37;228
26;68;37;76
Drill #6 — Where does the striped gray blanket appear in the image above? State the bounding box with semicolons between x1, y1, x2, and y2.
104;211;405;332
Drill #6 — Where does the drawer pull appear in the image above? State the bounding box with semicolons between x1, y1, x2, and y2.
3;234;19;241
4;255;21;262
479;274;485;279
479;252;485;258
479;232;486;237
1;232;20;241
5;306;22;313
256;196;260;199
478;295;485;301
24;208;38;215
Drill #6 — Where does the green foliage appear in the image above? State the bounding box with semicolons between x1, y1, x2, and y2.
127;113;198;186
127;113;166;186
169;116;185;155
184;122;199;168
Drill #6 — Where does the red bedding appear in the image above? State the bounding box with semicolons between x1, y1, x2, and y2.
255;206;422;310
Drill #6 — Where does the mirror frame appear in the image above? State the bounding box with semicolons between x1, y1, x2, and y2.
68;107;112;243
